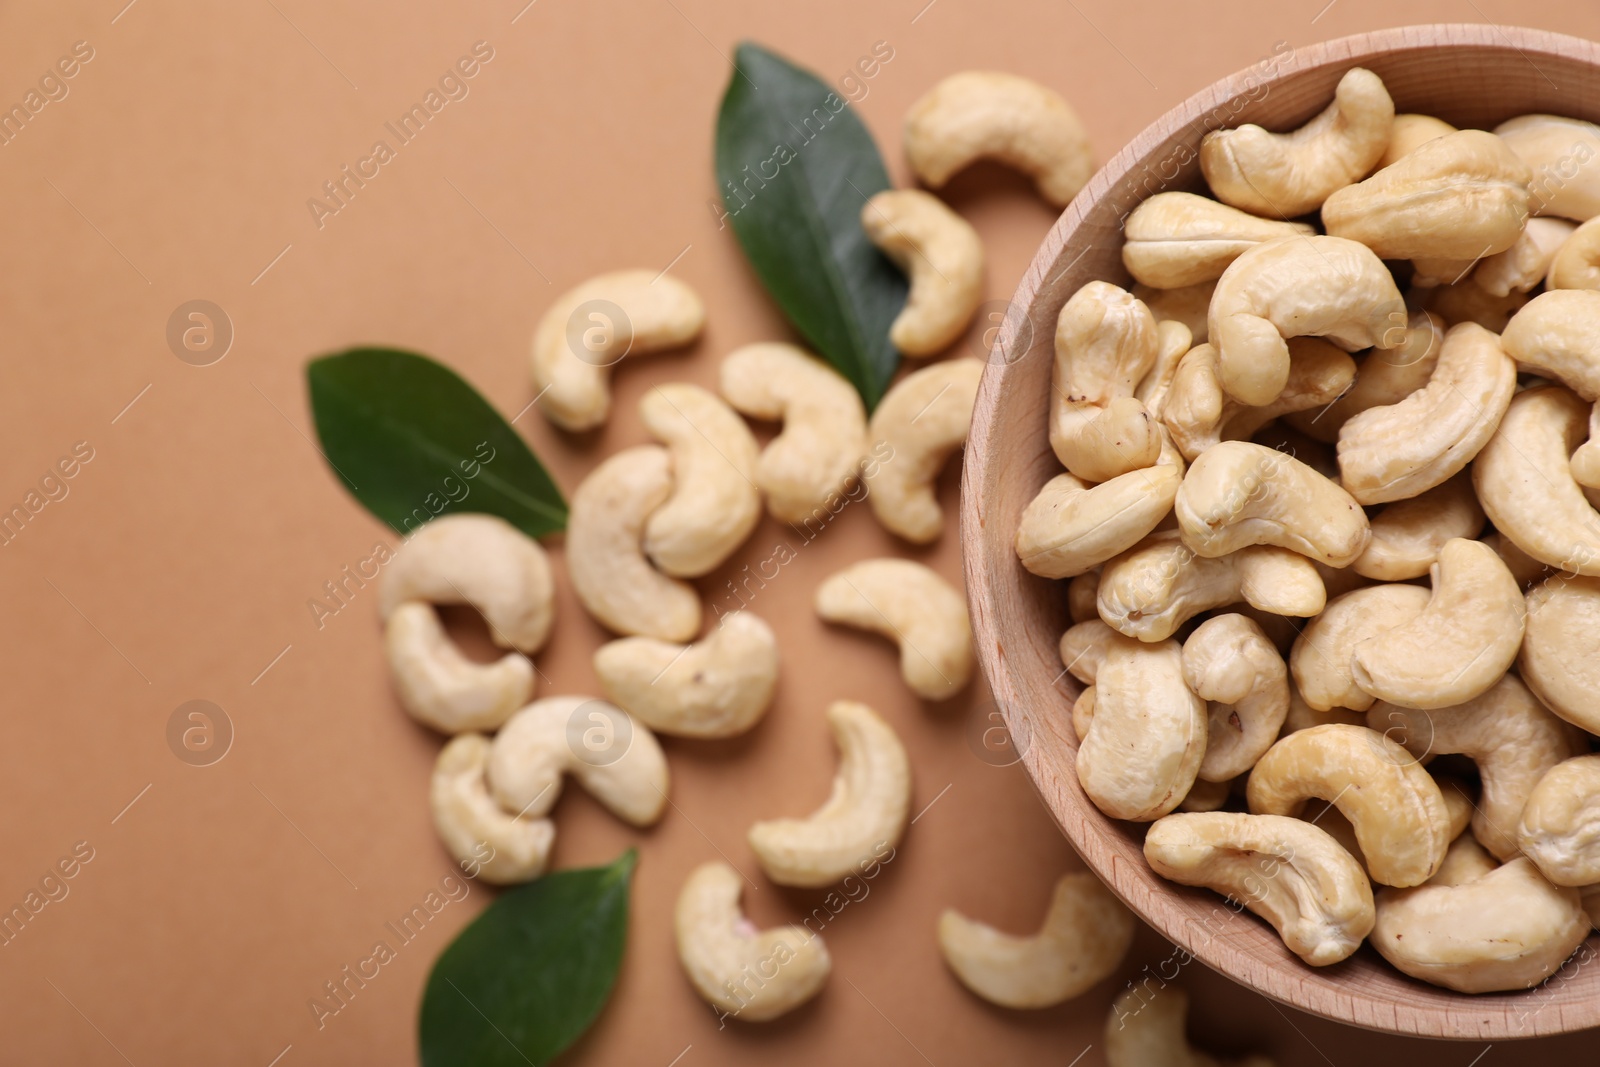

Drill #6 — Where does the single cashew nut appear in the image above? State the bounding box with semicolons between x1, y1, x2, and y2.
719;342;867;525
531;270;705;430
861;190;985;356
1134;319;1195;421
1377;113;1458;168
1121;191;1315;289
1014;466;1181;579
1545;215;1600;294
1520;573;1600;732
1501;289;1600;399
1351;474;1485;580
675;861;831;1021
1209;235;1404;406
865;358;982;543
1494;113;1600;220
567;445;701;641
1059;618;1120;684
1161;342;1227;460
748;701;910;887
431;734;554;885
385;602;534;734
1475;216;1577;296
1106;985;1277;1067
1136;280;1214;344
1182;614;1290;782
487;696;669;827
1200;67;1394;218
1289;584;1430;712
1285;311;1443;444
1145;812;1374;965
1336;322;1517;505
1067;570;1101;624
903;71;1092;206
594;611;778;739
814;559;973;701
640;383;761;578
1175;441;1371;566
1518;755;1600;887
1050;281;1163;481
1076;637;1206;822
937;872;1134;1009
1246;724;1449;887
379;513;555;654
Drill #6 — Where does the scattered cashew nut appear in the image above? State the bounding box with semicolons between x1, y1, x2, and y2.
594;611;778;739
1105;985;1276;1067
865;358;983;543
862;189;985;356
814;559;973;701
384;601;534;734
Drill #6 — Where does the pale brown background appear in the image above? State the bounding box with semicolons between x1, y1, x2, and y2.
2;1;1597;1064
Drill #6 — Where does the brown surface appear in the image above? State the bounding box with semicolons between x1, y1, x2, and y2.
2;2;1598;1065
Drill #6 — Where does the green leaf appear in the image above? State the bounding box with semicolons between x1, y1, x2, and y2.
419;850;636;1067
306;348;566;538
716;41;906;410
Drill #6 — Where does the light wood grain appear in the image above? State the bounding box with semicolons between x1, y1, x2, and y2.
961;23;1600;1040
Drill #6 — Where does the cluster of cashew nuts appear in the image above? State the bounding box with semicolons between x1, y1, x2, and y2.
1020;65;1600;996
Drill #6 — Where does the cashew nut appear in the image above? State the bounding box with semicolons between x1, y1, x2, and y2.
1336;322;1517;505
1059;618;1119;685
1135;280;1213;345
431;734;554;885
1547;216;1600;292
1161;342;1226;460
1174;441;1371;566
1145;811;1374;965
1121;192;1315;289
385;602;534;734
1289;584;1430;712
1572;401;1600;489
903;71;1093;206
1068;570;1101;624
1475;217;1577;296
1135;319;1195;420
1106;985;1276;1067
1014;467;1181;579
814;559;973;701
1071;686;1096;742
531;270;705;430
486;696;668;827
593;612;778;738
1246;724;1449;887
1501;289;1600;399
719;342;867;524
1182;614;1289;782
675;861;831;1021
1165;340;1356;461
1284;311;1443;443
1486;530;1550;589
1517;755;1600;888
1281;684;1366;736
639;383;761;578
1494;113;1600;221
937;872;1134;1009
378;513;555;654
1050;281;1162;482
1520;573;1600;732
1200;67;1393;218
1351;473;1485;580
1209;235;1404;406
1377;113;1458;169
865;358;983;543
1076;637;1206;822
1415;276;1529;332
748;701;910;887
861;189;985;357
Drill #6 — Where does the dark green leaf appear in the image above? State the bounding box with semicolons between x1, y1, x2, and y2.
419;850;636;1067
307;348;566;538
716;41;906;410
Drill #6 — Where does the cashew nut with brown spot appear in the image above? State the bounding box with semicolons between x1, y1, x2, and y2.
385;601;534;734
1501;289;1600;399
1183;614;1289;782
814;559;973;701
1014;466;1181;579
1121;191;1315;289
1377;113;1458;169
861;189;985;357
1050;281;1163;481
1105;986;1277;1067
1284;311;1443;444
594;612;778;739
1518;755;1600;887
531;270;705;431
431;734;554;885
865;358;983;543
937;873;1134;1009
1520;573;1600;733
1494;113;1600;221
1351;473;1485;581
1475;217;1577;296
1290;583;1431;712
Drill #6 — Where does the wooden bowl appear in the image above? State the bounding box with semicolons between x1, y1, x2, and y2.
961;24;1600;1040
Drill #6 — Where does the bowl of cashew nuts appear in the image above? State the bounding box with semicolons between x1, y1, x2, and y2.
964;23;1600;1038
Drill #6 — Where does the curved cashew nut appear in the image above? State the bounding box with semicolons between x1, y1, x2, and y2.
1290;584;1430;712
379;513;555;654
861;190;985;357
1145;812;1374;965
814;559;973;701
1476;216;1577;296
1076;637;1206;822
1571;401;1600;489
1067;570;1101;624
1014;467;1181;579
1377;113;1458;169
1474;385;1600;574
1350;538;1524;710
903;71;1092;206
593;612;778;738
431;734;554;885
1368;674;1576;861
1336;321;1517;504
1520;573;1600;733
1322;130;1531;261
385;602;534;733
1501;289;1600;399
675;861;831;1021
864;358;982;543
487;696;669;827
1209;235;1404;406
1161;343;1226;460
1494;113;1600;221
1164;340;1356;460
1549;217;1600;294
719;342;867;525
530;270;705;430
937;872;1134;1009
640;383;761;578
1351;474;1485;580
1285;310;1443;444
748;701;910;887
1134;319;1194;420
1136;280;1214;344
1200;67;1394;218
567;445;701;641
1058;618;1120;685
1518;755;1600;887
1050;281;1162;482
1371;856;1588;993
1182;614;1289;782
1175;441;1371;566
1105;985;1276;1067
1121;191;1315;289
1246;724;1449;887
1097;533;1326;642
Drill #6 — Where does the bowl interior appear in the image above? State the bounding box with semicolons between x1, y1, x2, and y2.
962;24;1600;1040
